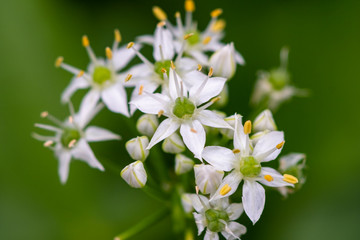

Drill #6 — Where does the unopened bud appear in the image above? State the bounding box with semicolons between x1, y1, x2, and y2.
194;164;224;194
136;114;159;137
125;136;149;161
175;154;194;175
162;133;185;154
253;109;277;132
121;161;147;188
209;43;237;79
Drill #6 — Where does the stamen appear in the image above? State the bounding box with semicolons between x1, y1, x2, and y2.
77;70;85;78
202;36;211;45
283;174;298;184
157;21;166;27
175;11;180;18
195;185;200;195
125;74;132;82
55;57;64;68
41;111;49;118
82;35;90;47
198;96;220;111
68;139;77;148
232;149;240;154
152;6;167;21
138;85;144;95
158;110;164;118
208;67;213;77
82;35;97;63
175;11;184;33
244;120;252;135
185;0;195;12
211;96;221;103
43;140;54;147
184;33;194;40
211;8;223;18
105;47;113;60
161;68;167;74
197;64;202;71
159;45;165;61
219;184;231;196
127;42;134;49
170;61;176;70
264;175;273;182
114;29;122;43
68;116;73;123
127;42;154;69
276;141;285;149
190;128;197;133
40;111;63;127
212;19;226;32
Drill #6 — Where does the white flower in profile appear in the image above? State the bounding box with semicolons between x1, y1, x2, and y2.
121;160;147;188
130;64;231;159
190;192;247;240
194;164;223;195
202;114;298;224
56;31;137;116
175;154;194;175
125;136;150;161
253;109;277;132
162;132;186;154
33;103;120;184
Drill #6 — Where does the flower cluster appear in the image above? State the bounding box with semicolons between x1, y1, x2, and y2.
34;0;307;239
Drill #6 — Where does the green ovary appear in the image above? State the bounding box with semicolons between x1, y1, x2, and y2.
61;128;81;148
240;156;261;178
154;60;172;79
269;69;290;90
186;31;200;46
205;209;229;232
172;97;195;119
93;66;112;85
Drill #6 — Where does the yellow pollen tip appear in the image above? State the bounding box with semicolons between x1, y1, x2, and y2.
175;11;181;18
211;19;226;32
170;61;176;70
185;0;195;12
283;174;298;184
232;149;240;154
43;140;53;147
276;141;285;149
40;111;49;118
77;70;85;78
264;175;274;182
55;57;64;68
197;64;202;71
244;120;252;135
211;8;223;18
157;21;166;27
211;96;221;103
68;116;73;123
68;139;77;148
202;36;211;45
190;128;197;133
82;35;90;47
158;110;164;118
195;185;200;195
105;47;113;60
138;85;144;95
125;74;132;82
220;184;231;196
152;6;167;21
114;29;121;43
161;68;167;73
184;33;194;40
127;42;134;49
208;67;214;77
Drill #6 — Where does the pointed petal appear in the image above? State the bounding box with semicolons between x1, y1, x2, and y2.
226;203;244;221
189;76;227;105
136;34;154;45
61;76;89;103
194;164;224;195
235;51;245;65
197;110;232;129
188;50;209;66
169;68;187;100
210;171;242;201
189;194;210;213
221;222;247;240
147;118;180;149
113;45;138;71
193;212;206;236
129;81;161;115
85;126;120;142
76;89;101;128
180;120;205;159
153;26;174;61
233;114;247;152
101;84;129;116
253;131;284;162
204;230;219;240
57;151;72;184
242;180;265;224
202;146;236;171
71;139;104;171
257;167;294;187
130;92;170;115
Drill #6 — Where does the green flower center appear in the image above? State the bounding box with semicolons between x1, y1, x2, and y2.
61;128;81;148
93;66;112;85
172;97;195;119
269;69;289;90
205;209;229;232
187;30;200;46
154;60;172;79
240;156;261;178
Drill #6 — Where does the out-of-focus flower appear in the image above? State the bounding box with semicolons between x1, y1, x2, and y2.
125;136;150;161
121;160;147;188
136;114;159;137
175;154;194;175
194;164;224;195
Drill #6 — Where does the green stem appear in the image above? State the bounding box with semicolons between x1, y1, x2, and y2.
141;185;169;204
149;145;169;185
114;207;169;240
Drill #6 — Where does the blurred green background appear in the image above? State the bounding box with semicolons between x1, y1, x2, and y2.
1;0;359;239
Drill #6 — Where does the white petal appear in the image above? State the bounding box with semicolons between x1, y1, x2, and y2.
221;222;247;240
226;203;244;221
180;120;205;159
169;68;187;100
120;160;147;188
130;93;170;115
175;154;194;175
182;70;207;89
235;51;245;65
242;180;265;224
210;171;242;201
85;126;120;142
253;109;277;132
253;131;284;162
279;153;306;171
57;151;72;184
147;118;180;149
76;90;101;128
233;114;247;152
34;123;62;133
209;43;236;79
204;230;219;240
197;110;232;129
181;193;193;213
129;80;159;115
61;76;89;103
193;212;206;236
153;26;174;61
257;167;294;187
101;84;129;116
202;146;236;172
189;76;227;105
71;139;104;171
188;50;209;66
194;164;224;195
113;45;137;71
189;194;210;213
136;34;154;45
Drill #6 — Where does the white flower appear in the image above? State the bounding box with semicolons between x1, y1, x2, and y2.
253;109;277;132
219;114;237;139
189;194;246;240
125;136;150;161
162;133;186;154
33;103;120;184
175;154;194;175
136;114;159;137
202;114;298;224
194;164;223;195
56;32;137;116
130;65;231;159
121;160;147;188
209;43;244;79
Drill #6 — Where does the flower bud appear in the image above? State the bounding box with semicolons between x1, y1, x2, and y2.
175;154;194;175
253;109;277;132
136;114;159;137
181;193;193;213
125;136;149;161
120;160;147;188
162;133;185;154
209;43;237;79
194;164;224;195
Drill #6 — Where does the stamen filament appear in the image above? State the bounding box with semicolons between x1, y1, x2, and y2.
127;42;154;69
40;111;64;127
82;35;98;63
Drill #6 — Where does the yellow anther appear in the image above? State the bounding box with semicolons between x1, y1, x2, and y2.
157;21;166;27
105;47;113;60
68;139;77;148
195;185;200;195
211;96;221;103
40;111;48;118
161;68;167;73
211;19;226;32
211;8;223;18
208;67;213;77
77;70;85;78
185;0;195;12
55;57;63;68
138;85;144;95
220;184;231;196
43;140;53;147
232;149;240;154
244;120;252;134
197;64;202;71
82;35;90;47
264;175;273;182
202;36;211;45
184;33;194;40
127;42;134;49
125;74;132;82
283;174;298;184
276;141;285;149
114;29;122;43
190;128;197;133
175;11;181;18
68;116;73;123
158;110;164;118
170;61;176;69
153;6;167;21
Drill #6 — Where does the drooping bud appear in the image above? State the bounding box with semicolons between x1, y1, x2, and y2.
125;136;149;161
209;43;236;79
175;154;194;175
136;114;159;137
120;161;147;188
194;164;224;195
162;133;186;154
253;109;277;132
